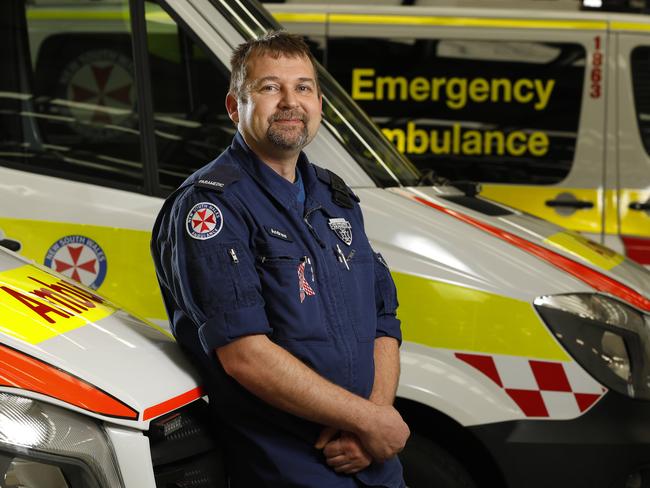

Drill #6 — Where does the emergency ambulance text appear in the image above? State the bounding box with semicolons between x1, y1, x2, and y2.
351;69;556;110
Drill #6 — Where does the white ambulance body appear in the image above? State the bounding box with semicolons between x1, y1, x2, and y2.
266;2;650;267
1;0;650;487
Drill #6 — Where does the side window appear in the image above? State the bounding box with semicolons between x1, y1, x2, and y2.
327;37;586;185
144;2;235;194
1;0;144;190
631;46;650;155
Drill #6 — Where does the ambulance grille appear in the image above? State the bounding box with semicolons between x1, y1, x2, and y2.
146;400;227;488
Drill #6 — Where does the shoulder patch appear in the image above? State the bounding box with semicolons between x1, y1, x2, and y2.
313;165;359;208
194;165;241;193
186;202;223;240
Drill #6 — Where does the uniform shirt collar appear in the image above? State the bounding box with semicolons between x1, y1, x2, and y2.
231;131;319;211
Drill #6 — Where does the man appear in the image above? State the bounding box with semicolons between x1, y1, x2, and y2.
151;31;409;488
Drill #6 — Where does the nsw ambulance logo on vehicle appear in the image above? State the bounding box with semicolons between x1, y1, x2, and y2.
44;235;107;290
186;202;223;240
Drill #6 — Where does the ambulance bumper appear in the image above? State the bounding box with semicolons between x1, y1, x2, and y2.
470;390;650;488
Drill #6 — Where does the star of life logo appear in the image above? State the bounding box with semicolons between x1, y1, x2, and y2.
186;202;223;240
297;262;316;303
44;235;107;290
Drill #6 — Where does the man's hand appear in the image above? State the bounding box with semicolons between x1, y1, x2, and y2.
315;427;372;474
356;404;410;462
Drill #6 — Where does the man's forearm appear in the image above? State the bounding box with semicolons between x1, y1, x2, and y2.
217;334;374;434
369;336;400;406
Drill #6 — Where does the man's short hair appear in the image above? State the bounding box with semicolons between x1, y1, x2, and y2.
229;30;320;100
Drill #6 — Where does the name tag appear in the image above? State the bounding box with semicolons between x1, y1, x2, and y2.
265;226;292;242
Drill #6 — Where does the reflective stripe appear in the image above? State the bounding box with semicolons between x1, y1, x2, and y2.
394;271;570;361
611;21;650;32
413;196;650;312
544;231;624;271
272;12;327;24
0;264;116;344
0;343;138;419
143;386;204;421
273;12;607;30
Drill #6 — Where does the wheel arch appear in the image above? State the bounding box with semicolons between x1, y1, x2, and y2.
395;396;508;488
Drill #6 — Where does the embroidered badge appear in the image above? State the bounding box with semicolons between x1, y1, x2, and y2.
328;218;352;246
186;202;223;240
297;261;316;303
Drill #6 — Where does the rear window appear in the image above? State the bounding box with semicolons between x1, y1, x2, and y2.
326;37;586;185
631;46;650;155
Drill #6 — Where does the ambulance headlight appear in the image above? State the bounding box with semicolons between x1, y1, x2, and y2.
535;294;650;400
0;393;123;487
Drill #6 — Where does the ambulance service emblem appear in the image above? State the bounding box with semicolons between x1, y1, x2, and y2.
44;235;107;289
328;218;352;246
186;202;223;240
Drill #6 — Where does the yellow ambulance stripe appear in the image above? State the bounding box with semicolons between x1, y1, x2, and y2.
0;218;166;322
479;185;603;234
27;9;129;21
272;13;327;24
0;265;116;344
273;12;607;31
393;272;570;361
619;189;650;237
611;21;650;32
544;231;625;271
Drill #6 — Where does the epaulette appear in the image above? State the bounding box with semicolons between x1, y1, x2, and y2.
314;166;359;209
193;164;241;193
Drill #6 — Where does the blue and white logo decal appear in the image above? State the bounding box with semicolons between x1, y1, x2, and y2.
44;235;107;289
186;202;223;240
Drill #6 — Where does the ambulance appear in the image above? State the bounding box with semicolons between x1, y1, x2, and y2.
1;0;650;486
265;1;650;267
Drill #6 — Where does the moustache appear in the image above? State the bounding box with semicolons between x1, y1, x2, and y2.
268;110;308;124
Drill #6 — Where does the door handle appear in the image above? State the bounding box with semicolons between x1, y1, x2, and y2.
0;239;21;252
629;201;650;211
545;199;594;209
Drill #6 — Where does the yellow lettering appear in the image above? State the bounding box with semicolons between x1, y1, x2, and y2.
382;127;406;153
491;78;512;103
351;68;375;101
534;79;556;110
406;122;428;154
431;78;446;102
484;130;505;156
409;77;430;102
528;131;549;156
430;129;451;155
468;78;490;103
461;130;483;155
512;79;534;105
446;78;468;110
505;131;528;157
376;76;408;101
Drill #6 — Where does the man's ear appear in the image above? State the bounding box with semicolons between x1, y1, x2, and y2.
225;92;239;125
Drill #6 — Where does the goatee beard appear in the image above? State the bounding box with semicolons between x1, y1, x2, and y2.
267;110;310;150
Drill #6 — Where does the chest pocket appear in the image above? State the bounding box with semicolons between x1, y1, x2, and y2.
256;242;329;343
333;245;377;343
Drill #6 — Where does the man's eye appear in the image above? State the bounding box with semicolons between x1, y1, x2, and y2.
297;85;313;93
261;85;278;92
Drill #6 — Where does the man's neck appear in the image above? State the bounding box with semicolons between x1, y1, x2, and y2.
242;134;300;182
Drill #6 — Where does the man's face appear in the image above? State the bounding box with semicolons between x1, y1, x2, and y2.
227;54;322;158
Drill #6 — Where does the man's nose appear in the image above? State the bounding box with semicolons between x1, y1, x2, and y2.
279;87;299;108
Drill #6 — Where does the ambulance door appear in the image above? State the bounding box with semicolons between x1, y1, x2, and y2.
614;31;650;266
321;13;607;242
0;0;168;321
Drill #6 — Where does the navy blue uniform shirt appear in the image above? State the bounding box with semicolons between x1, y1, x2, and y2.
151;133;404;488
